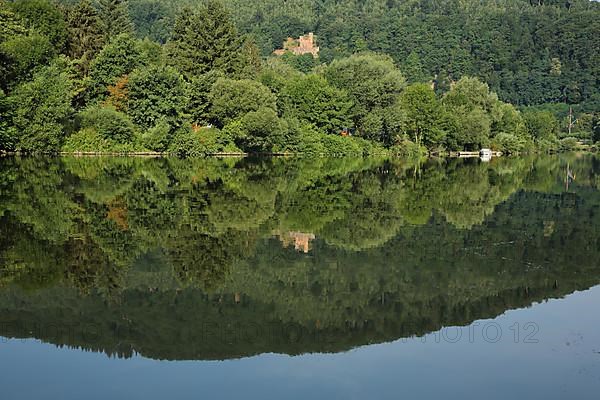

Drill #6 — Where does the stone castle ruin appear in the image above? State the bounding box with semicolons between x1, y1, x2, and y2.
273;33;319;58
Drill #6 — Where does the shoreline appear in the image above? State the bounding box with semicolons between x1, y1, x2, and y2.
1;149;595;158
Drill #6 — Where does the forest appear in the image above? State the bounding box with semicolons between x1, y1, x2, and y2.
0;0;599;155
0;154;599;359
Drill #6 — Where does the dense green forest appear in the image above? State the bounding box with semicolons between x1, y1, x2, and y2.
0;154;599;359
0;0;599;155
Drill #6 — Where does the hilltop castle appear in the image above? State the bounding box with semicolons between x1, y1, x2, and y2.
273;33;319;58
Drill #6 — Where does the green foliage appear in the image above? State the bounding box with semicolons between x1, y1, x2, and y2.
402;51;428;83
66;0;105;73
209;78;276;127
391;136;428;159
324;53;406;115
232;36;262;79
86;33;145;101
141;118;170;152
168;126;240;156
8;57;73;152
78;105;136;143
0;88;12;151
8;0;68;52
165;1;241;78
559;137;579;152
1;0;596;155
396;83;445;148
0;32;55;89
186;70;224;125
224;107;285;153
523;110;559;141
126;65;186;130
324;53;406;141
97;0;134;37
0;3;27;42
127;0;174;43
490;132;531;154
62;126;143;152
279;74;352;134
441;76;521;151
280;52;319;73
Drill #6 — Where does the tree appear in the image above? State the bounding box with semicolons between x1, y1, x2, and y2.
77;105;135;143
228;107;286;153
8;57;73;152
233;36;262;79
280;52;319;74
443;77;498;113
97;0;133;37
165;1;241;78
127;0;175;44
397;83;445;148
523;110;559;141
459;107;492;150
209;78;277;126
186;70;224;125
0;88;12;151
8;0;68;52
66;0;105;74
0;3;27;41
0;33;55;90
324;53;406;140
325;53;406;116
403;51;428;83
279;75;353;134
125;65;186;130
86;34;145;101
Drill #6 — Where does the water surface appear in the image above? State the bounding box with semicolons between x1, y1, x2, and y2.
0;154;599;398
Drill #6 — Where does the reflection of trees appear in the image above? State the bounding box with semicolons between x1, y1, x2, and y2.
0;154;598;296
0;154;598;359
165;227;257;291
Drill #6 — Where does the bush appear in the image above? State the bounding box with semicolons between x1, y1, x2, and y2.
490;133;530;154
559;137;579;152
62;128;144;153
391;136;428;158
275;120;325;155
320;134;375;156
168;127;240;157
209;78;276;126
78;106;136;143
141;119;171;152
0;89;14;151
536;137;559;153
222;107;285;153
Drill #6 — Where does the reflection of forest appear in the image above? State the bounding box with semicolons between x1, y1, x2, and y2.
0;154;599;360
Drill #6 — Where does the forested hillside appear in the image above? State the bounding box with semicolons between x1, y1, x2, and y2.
0;0;598;155
123;0;600;108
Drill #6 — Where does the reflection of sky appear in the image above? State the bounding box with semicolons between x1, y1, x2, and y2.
1;286;600;400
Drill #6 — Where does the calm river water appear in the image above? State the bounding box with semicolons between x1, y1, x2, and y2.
0;154;599;398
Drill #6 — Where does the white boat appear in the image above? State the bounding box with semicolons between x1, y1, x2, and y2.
480;148;493;162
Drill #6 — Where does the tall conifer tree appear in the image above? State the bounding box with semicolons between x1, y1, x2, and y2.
97;0;133;37
67;0;104;68
165;0;241;78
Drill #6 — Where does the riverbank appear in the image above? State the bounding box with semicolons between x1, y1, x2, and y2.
1;147;596;158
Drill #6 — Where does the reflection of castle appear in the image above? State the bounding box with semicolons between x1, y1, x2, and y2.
275;231;316;253
273;33;319;58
